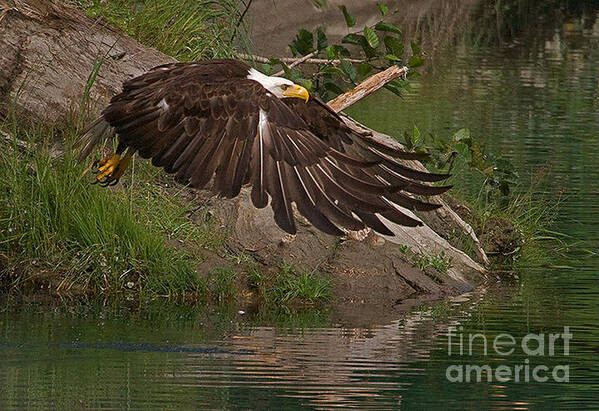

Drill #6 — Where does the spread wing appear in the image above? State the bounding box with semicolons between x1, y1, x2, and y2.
283;97;451;209
83;63;450;236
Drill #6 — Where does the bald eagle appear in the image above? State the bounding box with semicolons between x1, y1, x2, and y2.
78;59;450;236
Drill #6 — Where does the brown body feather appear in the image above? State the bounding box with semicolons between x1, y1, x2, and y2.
80;59;450;236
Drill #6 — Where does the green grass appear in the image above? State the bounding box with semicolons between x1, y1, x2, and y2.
82;0;245;61
398;246;453;275
249;264;332;306
0;120;221;298
491;195;560;270
0;0;247;299
0;0;254;302
208;266;237;302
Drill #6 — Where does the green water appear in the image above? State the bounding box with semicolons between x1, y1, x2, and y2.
3;6;599;410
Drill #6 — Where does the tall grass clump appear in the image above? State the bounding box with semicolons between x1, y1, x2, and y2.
83;0;245;61
485;187;561;269
249;264;332;306
0;121;217;297
448;177;561;272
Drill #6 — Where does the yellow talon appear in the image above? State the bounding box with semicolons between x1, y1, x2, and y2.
96;157;110;168
96;154;121;181
92;153;132;186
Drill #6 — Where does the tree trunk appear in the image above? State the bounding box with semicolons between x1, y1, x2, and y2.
0;0;175;122
0;0;486;308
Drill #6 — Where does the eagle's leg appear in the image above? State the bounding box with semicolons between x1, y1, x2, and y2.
93;148;132;186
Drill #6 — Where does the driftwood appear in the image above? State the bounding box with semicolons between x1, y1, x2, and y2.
0;0;175;122
0;0;487;307
328;65;408;113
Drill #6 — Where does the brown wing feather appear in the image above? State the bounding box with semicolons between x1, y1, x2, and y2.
81;60;451;236
283;97;451;182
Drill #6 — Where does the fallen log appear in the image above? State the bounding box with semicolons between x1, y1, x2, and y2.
0;0;487;308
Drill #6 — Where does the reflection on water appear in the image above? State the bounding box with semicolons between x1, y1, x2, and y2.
3;4;599;410
0;290;491;409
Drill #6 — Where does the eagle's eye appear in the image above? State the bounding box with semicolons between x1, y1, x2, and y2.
280;84;290;91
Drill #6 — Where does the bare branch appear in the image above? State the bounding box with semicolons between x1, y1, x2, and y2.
327;65;408;113
272;50;318;76
230;0;253;43
437;199;491;267
237;52;365;67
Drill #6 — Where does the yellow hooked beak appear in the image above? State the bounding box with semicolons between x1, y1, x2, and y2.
283;84;310;102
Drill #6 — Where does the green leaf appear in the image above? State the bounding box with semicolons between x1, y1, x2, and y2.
376;3;389;16
374;21;402;35
383;36;403;57
326;45;336;59
410;41;421;55
320;66;345;76
339;6;356;27
452;128;471;142
430;132;449;151
384;80;403;97
360;42;378;59
340;59;357;82
408;55;424;68
384;54;400;61
324;81;345;95
290;28;314;56
363;26;379;48
341;33;364;45
454;142;472;163
412;124;421;145
299;79;313;91
356;62;372;77
316;26;328;51
259;63;273;74
299;28;313;44
268;57;287;71
282;66;305;83
342;33;377;58
402;130;413;149
326;45;350;59
312;0;328;10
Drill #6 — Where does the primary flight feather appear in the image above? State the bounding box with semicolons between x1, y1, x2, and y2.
78;59;450;236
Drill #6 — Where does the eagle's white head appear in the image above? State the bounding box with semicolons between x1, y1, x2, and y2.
247;68;309;102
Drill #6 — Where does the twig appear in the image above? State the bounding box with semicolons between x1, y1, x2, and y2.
272;50;318;76
238;52;364;66
327;65;408;113
437;199;491;267
230;0;253;43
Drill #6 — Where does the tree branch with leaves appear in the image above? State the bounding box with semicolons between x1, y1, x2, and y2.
239;4;424;102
